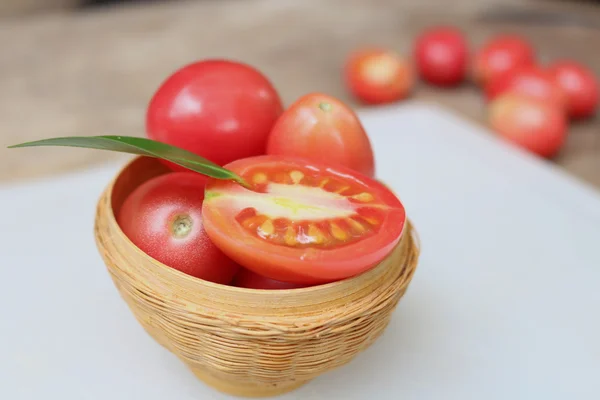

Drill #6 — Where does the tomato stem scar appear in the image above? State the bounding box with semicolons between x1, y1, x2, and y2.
171;215;193;238
318;102;332;112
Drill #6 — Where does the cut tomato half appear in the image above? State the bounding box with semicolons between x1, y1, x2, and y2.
202;155;406;285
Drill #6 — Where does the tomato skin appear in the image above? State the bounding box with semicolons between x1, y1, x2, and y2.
548;60;599;119
201;155;406;285
232;268;307;290
266;93;376;177
344;48;413;104
146;60;283;169
485;65;566;109
414;26;469;86
117;172;240;284
473;35;535;86
488;93;567;159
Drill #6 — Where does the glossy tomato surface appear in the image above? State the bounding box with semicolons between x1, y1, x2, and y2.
344;48;413;104
489;93;567;159
548;60;599;119
146;59;283;168
485;65;566;109
232;268;307;290
414;26;469;86
201;156;406;285
117;172;240;284
266;93;376;177
473;35;535;86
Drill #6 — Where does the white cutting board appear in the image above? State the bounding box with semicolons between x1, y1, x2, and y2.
1;102;599;400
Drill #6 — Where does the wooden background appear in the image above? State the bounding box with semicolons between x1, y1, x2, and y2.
1;0;599;187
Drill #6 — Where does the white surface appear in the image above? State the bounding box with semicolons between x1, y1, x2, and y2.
1;102;599;399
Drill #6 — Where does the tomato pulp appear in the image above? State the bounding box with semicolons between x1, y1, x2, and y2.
202;156;406;285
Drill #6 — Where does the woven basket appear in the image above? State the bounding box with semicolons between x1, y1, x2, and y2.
93;156;420;398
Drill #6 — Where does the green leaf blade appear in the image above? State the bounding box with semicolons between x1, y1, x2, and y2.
8;135;248;185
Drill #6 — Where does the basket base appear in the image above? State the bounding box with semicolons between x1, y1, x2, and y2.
191;367;308;398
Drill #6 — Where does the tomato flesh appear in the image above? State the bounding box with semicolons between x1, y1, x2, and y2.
202;156;406;285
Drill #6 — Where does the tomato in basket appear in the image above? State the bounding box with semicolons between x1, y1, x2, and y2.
117;172;240;284
202;155;406;285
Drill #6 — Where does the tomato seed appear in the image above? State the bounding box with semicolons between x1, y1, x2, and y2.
252;173;268;184
351;192;374;202
318;178;329;188
284;226;297;246
363;217;379;225
346;217;366;233
335;186;351;194
290;170;304;184
308;224;326;244
259;219;275;236
330;222;348;241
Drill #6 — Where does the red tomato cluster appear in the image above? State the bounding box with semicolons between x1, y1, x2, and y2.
118;59;404;290
344;27;598;159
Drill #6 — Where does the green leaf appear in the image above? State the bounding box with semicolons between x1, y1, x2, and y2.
8;135;249;186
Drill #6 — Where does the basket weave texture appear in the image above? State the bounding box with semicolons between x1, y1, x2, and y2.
93;156;420;398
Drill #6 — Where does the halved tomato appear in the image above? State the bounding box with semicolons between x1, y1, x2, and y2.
202;155;406;285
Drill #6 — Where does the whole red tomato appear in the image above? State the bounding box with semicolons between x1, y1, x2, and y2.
232;268;307;290
488;93;567;159
485;65;566;110
414;26;469;86
146;59;283;169
266;93;375;177
117;172;240;284
344;48;413;104
548;60;599;119
473;35;535;86
202;155;406;285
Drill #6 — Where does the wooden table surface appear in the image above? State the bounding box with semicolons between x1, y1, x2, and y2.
2;0;599;187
